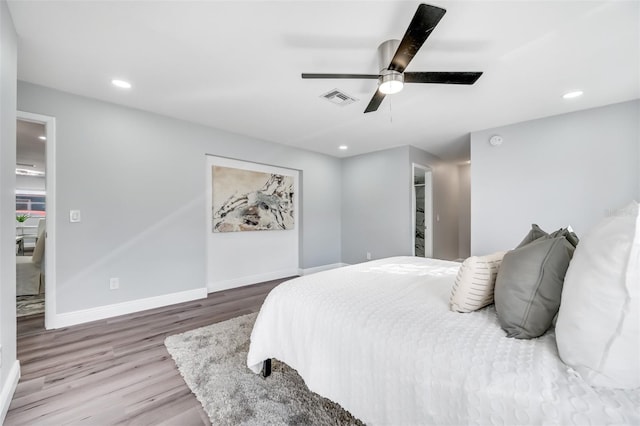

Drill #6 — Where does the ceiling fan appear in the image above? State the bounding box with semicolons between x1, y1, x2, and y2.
302;3;483;113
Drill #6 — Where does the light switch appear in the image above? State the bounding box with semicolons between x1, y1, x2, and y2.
70;210;81;223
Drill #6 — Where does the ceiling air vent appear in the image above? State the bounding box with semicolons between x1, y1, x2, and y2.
320;89;358;106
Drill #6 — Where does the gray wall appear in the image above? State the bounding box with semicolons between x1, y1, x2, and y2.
16;175;45;191
470;100;640;255
341;146;411;264
341;145;461;264
0;0;17;417
18;82;342;314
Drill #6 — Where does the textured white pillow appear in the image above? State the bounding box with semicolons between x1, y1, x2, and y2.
450;251;507;313
556;201;640;389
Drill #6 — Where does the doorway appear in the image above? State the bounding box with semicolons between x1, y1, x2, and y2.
412;164;433;258
16;119;46;318
16;111;56;330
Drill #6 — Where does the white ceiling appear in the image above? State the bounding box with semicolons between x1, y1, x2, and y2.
7;1;640;161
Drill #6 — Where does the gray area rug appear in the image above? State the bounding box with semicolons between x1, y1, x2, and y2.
16;295;44;317
165;313;364;426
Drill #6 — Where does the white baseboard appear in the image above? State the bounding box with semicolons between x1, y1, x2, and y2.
208;269;300;293
51;287;208;329
207;263;349;293
299;262;348;275
0;360;20;423
51;263;349;328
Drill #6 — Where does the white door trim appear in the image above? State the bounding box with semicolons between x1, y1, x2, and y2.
17;111;56;329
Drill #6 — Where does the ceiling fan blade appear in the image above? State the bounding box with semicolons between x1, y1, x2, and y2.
404;71;483;84
388;4;447;73
364;90;386;113
301;73;379;79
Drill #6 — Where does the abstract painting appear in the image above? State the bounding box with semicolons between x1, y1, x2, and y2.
212;165;294;232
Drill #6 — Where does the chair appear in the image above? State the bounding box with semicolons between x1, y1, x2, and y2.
36;218;45;241
16;223;45;296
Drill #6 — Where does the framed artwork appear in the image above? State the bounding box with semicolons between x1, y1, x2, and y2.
212;165;294;232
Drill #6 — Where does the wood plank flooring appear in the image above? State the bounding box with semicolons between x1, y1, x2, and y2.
6;278;289;425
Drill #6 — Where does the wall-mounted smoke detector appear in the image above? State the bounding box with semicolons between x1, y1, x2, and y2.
489;135;503;147
320;89;358;107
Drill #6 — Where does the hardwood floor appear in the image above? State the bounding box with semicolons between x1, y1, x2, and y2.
6;278;289;425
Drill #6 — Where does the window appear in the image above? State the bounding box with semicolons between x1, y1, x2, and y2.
16;190;46;217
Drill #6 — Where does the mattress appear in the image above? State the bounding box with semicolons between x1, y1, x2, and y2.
247;256;640;425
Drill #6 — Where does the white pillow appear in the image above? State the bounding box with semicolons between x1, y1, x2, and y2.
450;251;507;313
556;200;640;389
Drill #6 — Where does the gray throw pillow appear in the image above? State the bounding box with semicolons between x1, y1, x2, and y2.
494;236;575;339
549;227;580;248
516;224;548;248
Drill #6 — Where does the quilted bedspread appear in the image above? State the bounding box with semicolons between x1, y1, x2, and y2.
247;256;640;425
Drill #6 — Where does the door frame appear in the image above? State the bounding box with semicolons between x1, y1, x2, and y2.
411;163;433;258
17;111;56;329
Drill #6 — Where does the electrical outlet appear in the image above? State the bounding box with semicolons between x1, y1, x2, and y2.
109;277;119;290
366;252;372;260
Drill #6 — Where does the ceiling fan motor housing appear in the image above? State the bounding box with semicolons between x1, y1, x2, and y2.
377;39;401;72
377;39;404;94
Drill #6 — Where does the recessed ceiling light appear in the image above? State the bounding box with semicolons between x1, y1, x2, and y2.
112;79;132;89
563;90;583;99
38;135;46;140
338;145;348;150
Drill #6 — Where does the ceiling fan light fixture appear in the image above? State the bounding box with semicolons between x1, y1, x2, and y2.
379;70;404;95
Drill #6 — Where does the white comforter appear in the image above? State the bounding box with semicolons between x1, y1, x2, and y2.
247;257;640;425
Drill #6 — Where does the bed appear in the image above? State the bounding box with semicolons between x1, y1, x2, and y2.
247;256;640;425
